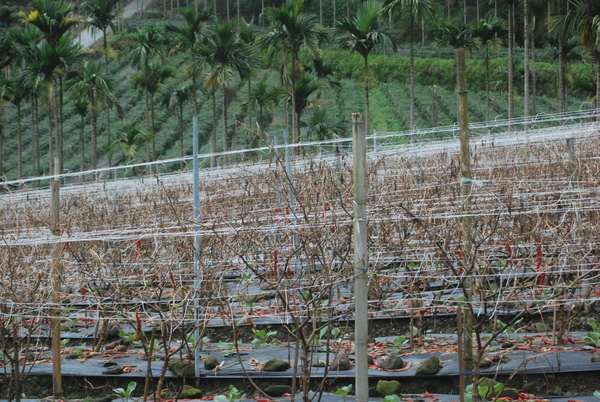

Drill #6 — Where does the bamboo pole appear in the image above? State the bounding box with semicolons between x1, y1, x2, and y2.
353;113;369;402
51;157;62;397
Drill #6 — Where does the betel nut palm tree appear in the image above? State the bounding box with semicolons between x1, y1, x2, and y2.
82;0;120;166
196;21;257;164
383;0;433;132
564;0;600;114
259;0;327;147
67;60;123;170
472;17;506;121
337;0;396;134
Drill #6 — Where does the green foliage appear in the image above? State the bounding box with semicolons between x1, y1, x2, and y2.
112;381;137;401
251;328;278;348
334;384;353;401
465;381;503;402
583;318;600;348
497;317;523;338
383;395;402;402
214;386;244;402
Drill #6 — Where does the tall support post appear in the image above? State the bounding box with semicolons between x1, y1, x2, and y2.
50;157;62;397
568;139;588;310
352;113;369;402
283;128;295;215
456;46;474;385
283;129;297;254
192;116;201;378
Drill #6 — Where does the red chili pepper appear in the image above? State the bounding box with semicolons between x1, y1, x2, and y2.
247;317;257;331
505;238;514;260
63;242;70;252
273;250;278;280
541;337;551;345
81;285;87;297
235;329;242;342
135;310;142;341
134;238;142;259
536;245;545;294
169;273;177;291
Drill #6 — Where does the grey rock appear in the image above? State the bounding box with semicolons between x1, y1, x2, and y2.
415;356;440;375
102;365;123;375
204;355;220;370
380;355;404;370
263;357;290;372
375;380;401;396
330;351;351;371
264;385;292;397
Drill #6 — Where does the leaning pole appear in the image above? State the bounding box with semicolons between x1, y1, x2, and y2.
352;113;369;402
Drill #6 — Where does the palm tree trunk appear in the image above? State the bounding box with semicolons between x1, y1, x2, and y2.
409;47;415;132
104;29;113;167
532;37;537;115
333;0;336;25
485;45;490;122
179;104;184;170
17;104;22;180
58;79;64;174
80;115;85;172
596;52;600;120
0;127;3;180
508;2;514;130
92;108;98;170
151;94;156;161
145;91;150;162
291;77;298;153
319;0;323;25
49;89;55;175
523;0;530;118
211;87;217;167
31;97;37;177
559;37;566;113
364;56;370;134
222;88;228;164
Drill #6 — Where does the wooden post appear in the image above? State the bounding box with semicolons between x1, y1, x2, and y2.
456;47;474;384
50;157;62;397
457;305;465;402
193;116;201;379
568;139;589;310
352;113;369;402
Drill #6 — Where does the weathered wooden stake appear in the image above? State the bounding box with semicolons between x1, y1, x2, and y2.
51;157;62;397
456;46;474;384
353;113;369;402
193;116;201;379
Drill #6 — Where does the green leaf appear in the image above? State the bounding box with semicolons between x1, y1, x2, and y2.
478;385;490;399
383;395;402;402
251;338;262;348
593;390;600;400
319;325;329;340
